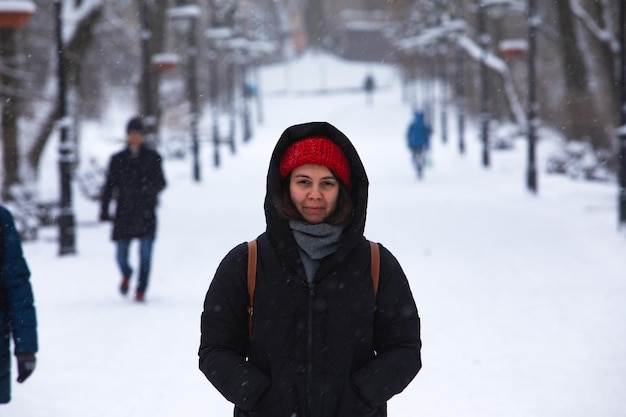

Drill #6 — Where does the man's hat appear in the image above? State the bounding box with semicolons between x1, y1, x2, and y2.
126;117;144;134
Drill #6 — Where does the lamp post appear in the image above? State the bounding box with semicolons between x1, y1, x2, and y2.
228;36;252;143
0;1;34;28
451;3;466;155
439;43;448;145
477;0;490;168
169;2;201;181
240;52;252;143
456;38;466;155
54;0;76;255
186;7;200;182
618;1;626;227
526;0;538;193
249;42;272;125
139;0;158;148
206;26;234;168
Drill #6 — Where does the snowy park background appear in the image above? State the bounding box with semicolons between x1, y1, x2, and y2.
6;52;626;416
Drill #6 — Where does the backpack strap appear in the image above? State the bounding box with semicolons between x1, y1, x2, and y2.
246;239;380;332
369;241;380;310
246;240;257;332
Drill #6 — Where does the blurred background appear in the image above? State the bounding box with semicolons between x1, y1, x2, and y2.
0;0;625;243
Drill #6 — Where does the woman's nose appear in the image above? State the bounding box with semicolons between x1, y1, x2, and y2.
308;186;322;198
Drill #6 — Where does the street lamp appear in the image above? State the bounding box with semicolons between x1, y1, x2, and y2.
619;0;626;227
526;0;538;193
54;0;76;255
206;26;234;168
168;2;202;182
151;53;179;72
439;43;449;145
475;0;518;168
0;1;34;27
139;0;158;149
227;36;252;143
247;40;274;126
456;37;466;155
477;0;490;168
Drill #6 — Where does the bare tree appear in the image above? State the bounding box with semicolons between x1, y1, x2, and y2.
570;0;620;149
24;2;104;182
0;28;22;198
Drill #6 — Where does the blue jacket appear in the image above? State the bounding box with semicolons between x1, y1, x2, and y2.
407;112;431;150
0;205;37;403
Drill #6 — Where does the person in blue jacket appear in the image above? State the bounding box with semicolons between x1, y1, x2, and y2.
406;111;431;178
0;205;38;404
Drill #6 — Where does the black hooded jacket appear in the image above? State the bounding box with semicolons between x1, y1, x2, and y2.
199;122;421;417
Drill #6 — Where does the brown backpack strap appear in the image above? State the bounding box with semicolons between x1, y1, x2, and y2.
247;240;257;331
246;239;380;333
369;241;380;311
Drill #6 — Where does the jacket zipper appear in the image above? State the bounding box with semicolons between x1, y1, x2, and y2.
306;281;315;416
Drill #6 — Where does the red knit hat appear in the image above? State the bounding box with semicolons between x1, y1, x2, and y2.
279;137;351;187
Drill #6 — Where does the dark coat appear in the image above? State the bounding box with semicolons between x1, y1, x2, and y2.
0;206;37;403
199;122;421;417
100;145;166;241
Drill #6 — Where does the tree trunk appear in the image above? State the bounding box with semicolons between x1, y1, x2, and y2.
0;28;21;200
26;4;103;180
553;0;606;147
306;0;326;48
581;0;619;146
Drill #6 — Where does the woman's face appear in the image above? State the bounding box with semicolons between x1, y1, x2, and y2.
289;164;340;224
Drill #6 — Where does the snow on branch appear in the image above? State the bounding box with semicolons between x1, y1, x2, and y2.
458;34;526;125
457;34;508;74
396;19;468;51
60;0;103;42
570;0;619;53
397;18;526;127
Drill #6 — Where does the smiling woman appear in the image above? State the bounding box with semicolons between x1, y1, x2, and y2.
276;136;354;226
288;164;340;224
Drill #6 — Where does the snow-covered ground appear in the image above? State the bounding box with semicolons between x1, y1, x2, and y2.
7;52;626;417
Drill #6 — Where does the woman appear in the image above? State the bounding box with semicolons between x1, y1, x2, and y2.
199;122;421;417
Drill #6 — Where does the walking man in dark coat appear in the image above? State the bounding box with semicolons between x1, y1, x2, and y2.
100;117;166;302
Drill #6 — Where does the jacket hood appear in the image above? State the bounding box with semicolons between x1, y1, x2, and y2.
264;122;369;268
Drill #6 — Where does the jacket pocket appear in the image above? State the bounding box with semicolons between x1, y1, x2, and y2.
243;385;287;417
350;384;381;417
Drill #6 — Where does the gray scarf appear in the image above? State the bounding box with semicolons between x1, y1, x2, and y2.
289;220;344;283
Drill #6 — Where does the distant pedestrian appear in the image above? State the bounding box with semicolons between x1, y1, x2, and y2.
0;205;38;404
100;116;167;302
406;111;432;179
363;73;375;105
199;121;421;416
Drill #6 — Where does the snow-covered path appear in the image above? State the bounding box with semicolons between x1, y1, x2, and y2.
8;53;626;417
